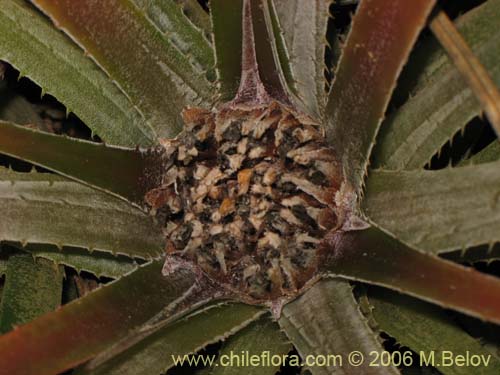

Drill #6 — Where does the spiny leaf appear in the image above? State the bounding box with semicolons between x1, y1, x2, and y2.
362;162;500;253
130;0;214;80
211;0;292;105
279;279;397;375
430;10;500;139
272;0;331;118
0;261;202;375
325;0;435;202
0;167;164;258
0;0;155;147
173;0;211;36
325;227;500;324
445;245;500;265
75;303;264;375
0;121;164;205
373;0;500;169
205;316;291;375
26;244;139;279
0;254;62;334
31;0;214;138
368;288;500;375
466;141;500;165
211;0;244;101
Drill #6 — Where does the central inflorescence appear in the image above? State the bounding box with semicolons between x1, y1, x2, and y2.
146;102;345;303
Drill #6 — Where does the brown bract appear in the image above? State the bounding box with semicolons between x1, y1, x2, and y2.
145;102;347;305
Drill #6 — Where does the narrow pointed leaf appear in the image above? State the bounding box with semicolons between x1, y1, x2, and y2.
77;303;263;375
325;0;435;198
279;279;397;375
130;0;214;79
325;227;500;324
211;0;244;101
430;10;500;138
272;0;331;117
467;142;500;165
26;245;139;279
31;0;213;138
373;0;500;169
445;245;500;264
0;168;164;258
0;261;202;375
362;162;500;253
0;254;62;333
368;289;500;375
206;316;291;375
249;0;292;104
0;0;155;147
211;0;291;105
0;121;163;205
173;0;211;36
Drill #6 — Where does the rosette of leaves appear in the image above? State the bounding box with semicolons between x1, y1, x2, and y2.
1;0;500;374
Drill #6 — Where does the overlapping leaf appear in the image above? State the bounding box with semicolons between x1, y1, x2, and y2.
0;261;201;375
373;0;500;169
279;279;397;375
325;0;435;202
0;254;62;334
205;316;290;375
326;227;500;324
363;161;500;253
368;289;500;375
0;121;163;205
76;303;264;375
272;0;331;117
31;0;214;138
0;0;155;147
0;167;163;258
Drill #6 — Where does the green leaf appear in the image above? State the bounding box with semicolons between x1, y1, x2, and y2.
325;0;436;201
0;254;62;333
130;0;214;80
279;279;397;375
0;261;203;375
369;288;500;375
0;0;155;147
373;0;500;169
31;0;214;138
205;316;291;375
362;162;500;253
210;0;244;101
271;0;331;118
325;227;500;324
173;0;211;36
466;142;500;165
75;303;264;375
0;121;164;205
26;244;139;279
0;167;164;258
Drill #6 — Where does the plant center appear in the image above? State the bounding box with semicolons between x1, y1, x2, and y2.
146;102;344;303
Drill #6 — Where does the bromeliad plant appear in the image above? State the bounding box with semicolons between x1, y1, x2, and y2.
1;0;500;374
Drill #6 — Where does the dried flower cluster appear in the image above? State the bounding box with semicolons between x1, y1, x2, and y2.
145;102;345;302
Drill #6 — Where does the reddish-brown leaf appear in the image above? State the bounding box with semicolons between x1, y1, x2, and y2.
325;227;500;324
